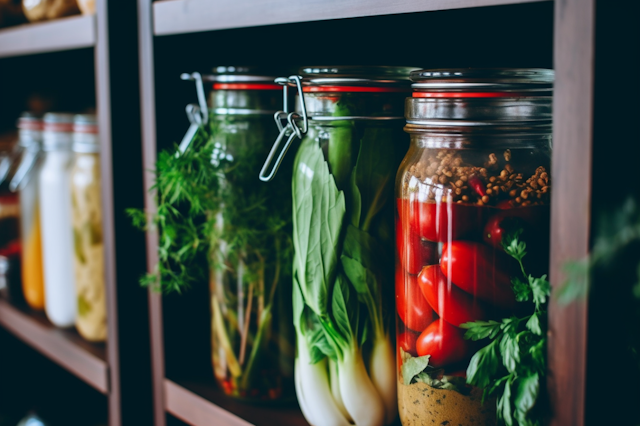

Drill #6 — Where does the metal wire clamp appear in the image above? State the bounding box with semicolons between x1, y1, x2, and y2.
177;72;210;155
259;76;307;182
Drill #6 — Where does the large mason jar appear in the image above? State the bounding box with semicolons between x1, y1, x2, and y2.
10;113;45;310
261;66;417;426
191;67;294;401
395;69;553;426
70;114;106;342
39;112;76;328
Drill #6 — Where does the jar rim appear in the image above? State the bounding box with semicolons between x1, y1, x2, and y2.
410;68;554;93
296;65;419;89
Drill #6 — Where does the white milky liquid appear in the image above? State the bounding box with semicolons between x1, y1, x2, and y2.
39;149;76;328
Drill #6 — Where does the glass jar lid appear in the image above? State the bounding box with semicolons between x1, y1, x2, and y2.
73;114;99;153
406;68;554;131
42;113;74;151
17;112;43;131
17;112;42;148
296;65;418;92
410;68;554;95
201;66;281;90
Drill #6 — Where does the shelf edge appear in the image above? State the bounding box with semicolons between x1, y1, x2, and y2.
164;380;254;426
153;0;551;36
0;299;109;394
0;14;96;59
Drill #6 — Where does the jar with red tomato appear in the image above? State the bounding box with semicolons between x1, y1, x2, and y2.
395;69;553;426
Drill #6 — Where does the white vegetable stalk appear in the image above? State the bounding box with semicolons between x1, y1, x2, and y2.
295;341;351;426
330;358;352;421
369;333;397;425
338;342;385;426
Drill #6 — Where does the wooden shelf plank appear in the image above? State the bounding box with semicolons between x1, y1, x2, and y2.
0;14;96;59
154;0;550;36
165;379;308;426
0;299;109;394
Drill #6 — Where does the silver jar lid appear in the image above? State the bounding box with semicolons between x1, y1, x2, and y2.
297;65;419;88
17;112;43;148
200;66;279;84
73;114;99;153
42;113;74;151
410;68;554;92
406;68;554;130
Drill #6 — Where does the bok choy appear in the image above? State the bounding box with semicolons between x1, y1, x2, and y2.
291;95;403;426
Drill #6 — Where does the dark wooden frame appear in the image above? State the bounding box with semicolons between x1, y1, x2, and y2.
138;1;601;425
0;1;151;425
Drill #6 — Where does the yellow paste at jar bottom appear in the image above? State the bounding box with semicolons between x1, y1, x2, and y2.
398;377;497;426
22;212;45;310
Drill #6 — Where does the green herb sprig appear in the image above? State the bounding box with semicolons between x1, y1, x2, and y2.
461;230;550;426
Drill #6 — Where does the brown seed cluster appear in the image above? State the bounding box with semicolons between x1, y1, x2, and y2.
404;149;551;207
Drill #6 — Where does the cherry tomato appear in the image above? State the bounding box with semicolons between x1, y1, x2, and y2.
416;319;472;367
396;219;438;275
483;214;526;249
397;330;420;357
396;267;435;332
440;241;516;310
397;198;487;243
418;265;490;327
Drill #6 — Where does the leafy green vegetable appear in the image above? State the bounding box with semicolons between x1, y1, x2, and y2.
401;351;431;386
399;349;470;394
461;231;549;426
129;114;294;398
559;197;640;399
292;101;406;425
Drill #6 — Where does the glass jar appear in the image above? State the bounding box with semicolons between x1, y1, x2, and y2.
395;69;554;426
70;114;106;342
187;67;294;401
10;113;45;311
261;66;417;426
39;113;76;328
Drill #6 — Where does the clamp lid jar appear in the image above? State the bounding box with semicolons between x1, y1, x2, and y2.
395;69;554;426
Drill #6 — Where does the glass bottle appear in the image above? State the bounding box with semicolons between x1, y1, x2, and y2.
260;66;417;426
39;112;76;328
184;67;294;401
395;68;553;426
70;114;106;342
10;113;45;310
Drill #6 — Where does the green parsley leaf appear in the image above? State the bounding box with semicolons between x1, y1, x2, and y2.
466;340;500;389
460;320;502;341
526;313;542;336
512;276;532;302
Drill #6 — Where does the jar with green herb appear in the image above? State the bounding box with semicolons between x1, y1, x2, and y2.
70;114;106;342
143;67;294;402
260;66;417;426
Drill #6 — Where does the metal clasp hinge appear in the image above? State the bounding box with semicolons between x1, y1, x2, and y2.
259;75;307;182
177;72;209;154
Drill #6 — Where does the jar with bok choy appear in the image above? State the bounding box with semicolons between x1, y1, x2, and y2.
260;66;418;426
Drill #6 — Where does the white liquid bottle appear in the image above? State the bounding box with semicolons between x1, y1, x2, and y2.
39;113;76;328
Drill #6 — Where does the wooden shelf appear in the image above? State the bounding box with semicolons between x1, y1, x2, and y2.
165;379;307;426
153;0;550;36
0;299;109;394
0;14;96;59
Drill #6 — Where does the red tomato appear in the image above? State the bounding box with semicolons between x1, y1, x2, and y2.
440;241;516;310
397;330;420;357
397;198;487;243
417;265;490;327
483;214;526;249
416;319;472;367
396;267;435;332
396;219;438;275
